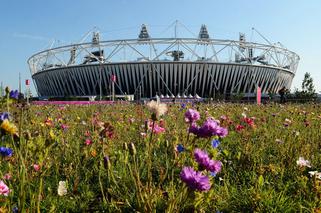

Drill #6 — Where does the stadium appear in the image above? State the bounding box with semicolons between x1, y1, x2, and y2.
27;23;300;100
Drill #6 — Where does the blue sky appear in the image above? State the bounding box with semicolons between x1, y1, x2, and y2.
1;0;321;95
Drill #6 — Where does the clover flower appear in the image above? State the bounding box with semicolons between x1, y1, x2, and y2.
184;109;200;123
0;180;10;196
180;167;211;191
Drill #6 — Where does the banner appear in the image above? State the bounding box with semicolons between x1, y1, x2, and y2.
111;75;116;82
25;79;30;86
257;86;261;105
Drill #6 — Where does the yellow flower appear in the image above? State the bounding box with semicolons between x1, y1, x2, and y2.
91;150;97;157
49;129;56;140
0;119;18;135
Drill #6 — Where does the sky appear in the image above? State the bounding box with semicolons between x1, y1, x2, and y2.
1;0;321;95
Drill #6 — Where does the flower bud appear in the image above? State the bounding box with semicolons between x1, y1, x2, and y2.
123;142;128;151
103;156;110;169
129;143;137;156
165;140;169;148
5;87;10;95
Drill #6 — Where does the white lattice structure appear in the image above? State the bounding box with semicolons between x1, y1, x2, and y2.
28;24;299;98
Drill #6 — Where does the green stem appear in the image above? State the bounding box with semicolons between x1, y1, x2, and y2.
147;120;155;189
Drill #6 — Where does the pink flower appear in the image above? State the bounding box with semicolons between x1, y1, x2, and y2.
84;131;91;137
184;109;200;123
85;138;92;146
148;120;165;134
128;118;135;124
61;124;68;131
296;157;311;168
3;173;11;180
159;119;165;128
0;180;10;196
33;164;41;172
153;125;165;134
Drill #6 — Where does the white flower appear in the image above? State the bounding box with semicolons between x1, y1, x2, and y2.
146;101;168;118
308;171;321;180
241;112;247;118
284;118;292;124
57;181;67;196
296;157;311;168
275;139;283;144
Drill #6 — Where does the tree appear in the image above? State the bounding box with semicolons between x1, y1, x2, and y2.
295;72;316;100
301;72;315;95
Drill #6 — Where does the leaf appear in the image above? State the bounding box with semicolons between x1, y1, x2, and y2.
258;175;264;187
222;149;229;157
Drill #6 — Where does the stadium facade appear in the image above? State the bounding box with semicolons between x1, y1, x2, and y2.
28;24;300;99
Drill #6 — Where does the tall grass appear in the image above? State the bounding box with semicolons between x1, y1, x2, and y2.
0;99;321;212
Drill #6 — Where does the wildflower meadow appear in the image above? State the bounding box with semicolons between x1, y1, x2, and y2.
0;89;321;212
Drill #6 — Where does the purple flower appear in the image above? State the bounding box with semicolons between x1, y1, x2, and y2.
188;122;200;135
9;90;19;99
210;172;217;177
176;144;185;153
211;139;220;148
194;149;222;173
0;112;10;122
194;149;211;169
198;119;219;138
185;109;200;123
0;147;13;157
216;126;228;138
207;160;222;174
180;167;211;191
12;206;18;213
190;119;228;138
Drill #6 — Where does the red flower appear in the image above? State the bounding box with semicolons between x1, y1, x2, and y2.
242;117;254;127
236;124;245;132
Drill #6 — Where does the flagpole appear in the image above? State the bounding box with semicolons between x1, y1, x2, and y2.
19;72;21;96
